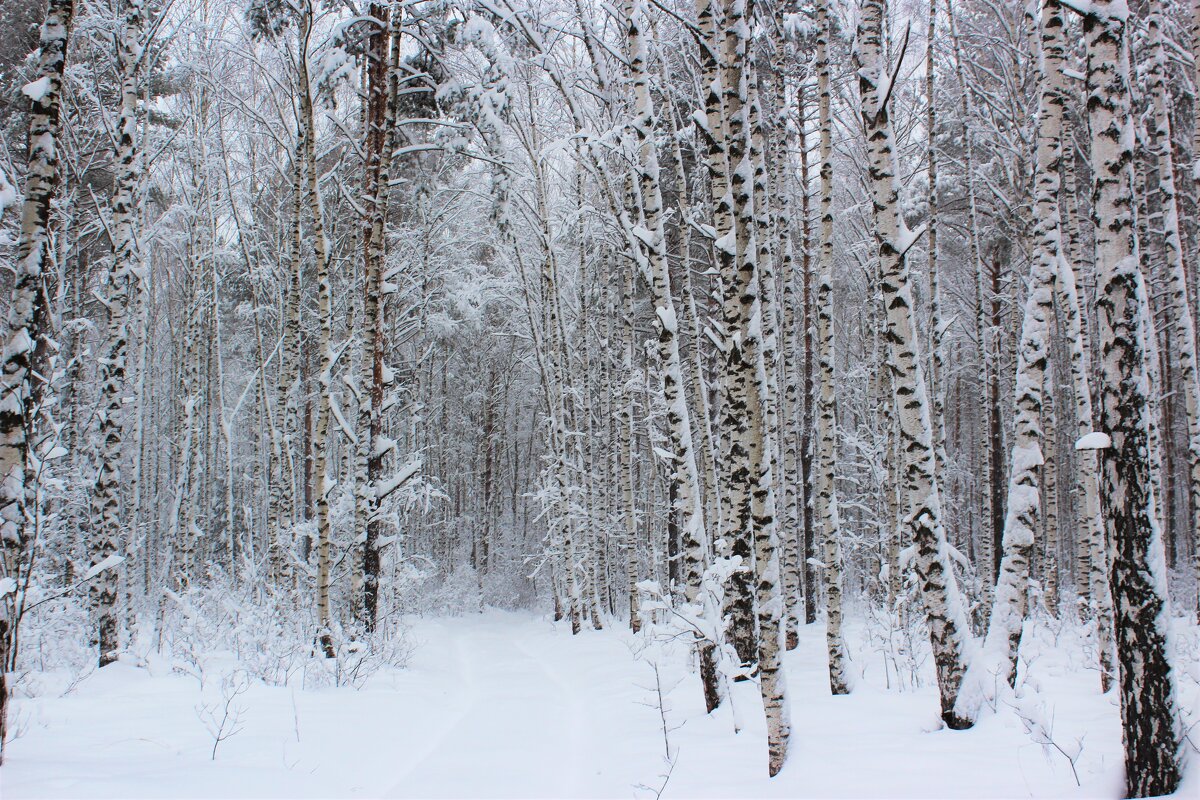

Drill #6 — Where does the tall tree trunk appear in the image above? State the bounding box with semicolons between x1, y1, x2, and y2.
625;0;719;709
270;147;304;588
780;81;806;649
857;0;974;730
355;3;401;633
691;0;757;669
91;0;144;668
1083;1;1182;794
1147;0;1200;621
815;0;849;695
620;265;640;634
298;7;336;659
801;180;817;629
926;0;947;480
0;0;76;765
1042;360;1058;618
745;59;791;778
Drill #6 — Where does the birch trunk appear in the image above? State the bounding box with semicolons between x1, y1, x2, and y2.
269;147;304;587
298;7;336;658
690;0;758;668
90;0;143;667
0;0;76;765
1147;0;1200;621
857;0;974;730
780;82;806;649
1083;1;1182;794
714;0;790;773
1042;361;1058;617
926;0;947;479
815;0;849;694
620;265;640;634
625;0;719;707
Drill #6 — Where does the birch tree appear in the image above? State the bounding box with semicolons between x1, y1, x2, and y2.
814;0;850;695
713;0;790;773
1145;0;1200;622
622;0;720;709
969;0;1063;694
90;0;145;668
1081;0;1182;793
355;2;401;633
0;0;76;764
856;0;974;730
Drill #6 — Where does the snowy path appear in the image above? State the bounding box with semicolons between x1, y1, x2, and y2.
379;616;660;798
5;609;1197;798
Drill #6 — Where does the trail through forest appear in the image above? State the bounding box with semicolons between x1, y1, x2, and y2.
7;610;1196;799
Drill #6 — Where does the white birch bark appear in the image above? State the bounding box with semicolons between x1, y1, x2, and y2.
269;148;304;588
715;0;790;773
926;0;947;479
779;79;805;650
815;0;849;695
1082;2;1182;794
1042;360;1059;617
857;0;974;730
1146;0;1200;622
623;0;720;706
689;0;758;669
91;0;145;667
297;7;336;658
0;0;76;764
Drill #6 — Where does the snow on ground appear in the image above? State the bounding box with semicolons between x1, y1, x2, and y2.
5;609;1198;799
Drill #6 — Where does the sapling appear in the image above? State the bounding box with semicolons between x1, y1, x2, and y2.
196;670;250;760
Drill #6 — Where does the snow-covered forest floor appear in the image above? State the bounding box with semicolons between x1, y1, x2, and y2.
5;609;1199;799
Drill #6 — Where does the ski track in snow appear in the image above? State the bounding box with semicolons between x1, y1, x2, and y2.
377;622;479;791
5;609;1199;799
384;620;595;798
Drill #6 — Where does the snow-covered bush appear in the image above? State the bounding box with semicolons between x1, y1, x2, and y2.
426;563;483;616
12;589;92;697
154;568;410;690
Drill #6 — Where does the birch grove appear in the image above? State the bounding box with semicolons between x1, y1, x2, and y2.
0;0;1197;790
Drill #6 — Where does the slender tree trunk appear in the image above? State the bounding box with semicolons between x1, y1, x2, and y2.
625;0;719;708
926;0;947;480
857;0;974;730
270;147;304;587
691;0;758;669
1042;360;1058;617
1083;2;1182;794
91;0;144;668
356;3;401;633
780;82;806;649
0;0;76;765
815;0;849;694
1147;0;1200;621
801;192;817;628
620;266;640;634
298;7;336;658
